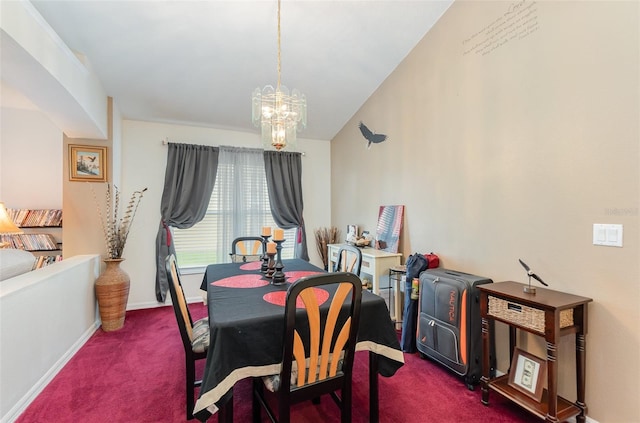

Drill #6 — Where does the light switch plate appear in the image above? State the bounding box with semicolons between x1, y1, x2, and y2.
593;224;623;247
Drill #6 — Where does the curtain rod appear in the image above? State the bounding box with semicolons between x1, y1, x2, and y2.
160;138;305;155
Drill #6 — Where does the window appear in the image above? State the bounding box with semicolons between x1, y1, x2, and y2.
172;147;295;270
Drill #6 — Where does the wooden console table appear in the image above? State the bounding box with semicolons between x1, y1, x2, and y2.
478;281;592;423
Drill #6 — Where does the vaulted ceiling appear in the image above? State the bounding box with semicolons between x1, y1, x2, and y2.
4;1;453;141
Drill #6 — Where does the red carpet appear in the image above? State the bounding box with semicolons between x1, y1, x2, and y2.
16;304;537;422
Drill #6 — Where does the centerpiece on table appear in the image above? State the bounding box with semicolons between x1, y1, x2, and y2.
92;183;147;331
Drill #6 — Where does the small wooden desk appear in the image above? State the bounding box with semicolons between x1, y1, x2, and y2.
478;281;592;423
328;244;402;321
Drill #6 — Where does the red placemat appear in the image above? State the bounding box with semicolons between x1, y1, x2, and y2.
263;288;330;308
211;274;270;288
239;261;263;271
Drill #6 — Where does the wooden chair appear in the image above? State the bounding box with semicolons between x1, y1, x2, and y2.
165;254;210;420
252;272;363;423
333;244;362;276
230;236;265;263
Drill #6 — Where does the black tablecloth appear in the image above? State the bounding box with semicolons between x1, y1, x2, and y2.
194;259;404;421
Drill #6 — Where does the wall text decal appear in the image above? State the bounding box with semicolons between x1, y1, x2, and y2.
462;0;539;57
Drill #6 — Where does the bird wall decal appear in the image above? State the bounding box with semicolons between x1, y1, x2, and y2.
358;122;387;149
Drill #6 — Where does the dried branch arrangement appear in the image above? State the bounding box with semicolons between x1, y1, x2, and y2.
91;183;148;259
314;226;340;269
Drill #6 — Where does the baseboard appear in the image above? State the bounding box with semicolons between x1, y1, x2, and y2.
126;295;205;311
2;320;100;423
126;300;167;310
567;416;599;423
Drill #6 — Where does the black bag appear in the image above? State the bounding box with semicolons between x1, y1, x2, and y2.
405;253;428;284
400;253;429;352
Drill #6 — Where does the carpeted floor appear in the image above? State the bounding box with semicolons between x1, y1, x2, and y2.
16;304;538;422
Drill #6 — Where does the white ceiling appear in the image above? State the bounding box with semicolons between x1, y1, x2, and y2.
21;0;453;141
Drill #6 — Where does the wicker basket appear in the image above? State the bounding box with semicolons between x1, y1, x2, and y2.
488;296;573;334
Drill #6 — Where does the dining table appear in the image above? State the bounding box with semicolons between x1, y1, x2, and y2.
193;258;404;422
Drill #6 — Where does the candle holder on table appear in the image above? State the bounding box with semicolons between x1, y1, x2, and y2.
272;239;286;285
265;252;276;279
260;235;271;272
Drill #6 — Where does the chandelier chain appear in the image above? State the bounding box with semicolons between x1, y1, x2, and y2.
277;0;281;90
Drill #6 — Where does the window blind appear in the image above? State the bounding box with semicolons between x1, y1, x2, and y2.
173;149;295;270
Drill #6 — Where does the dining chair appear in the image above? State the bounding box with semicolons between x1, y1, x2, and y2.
333;244;362;276
252;272;363;423
165;254;210;420
230;236;266;263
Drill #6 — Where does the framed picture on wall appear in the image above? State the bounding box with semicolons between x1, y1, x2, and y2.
69;144;107;182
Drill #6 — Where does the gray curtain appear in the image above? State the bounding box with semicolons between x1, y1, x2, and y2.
263;151;309;261
155;143;219;302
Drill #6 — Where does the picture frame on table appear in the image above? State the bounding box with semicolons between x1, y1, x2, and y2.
346;224;359;242
69;144;108;182
508;347;547;402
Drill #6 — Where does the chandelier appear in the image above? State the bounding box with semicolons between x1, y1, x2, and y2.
252;0;307;151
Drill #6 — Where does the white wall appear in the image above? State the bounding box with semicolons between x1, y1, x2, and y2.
0;107;63;209
120;120;331;309
0;254;101;423
0;0;107;139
